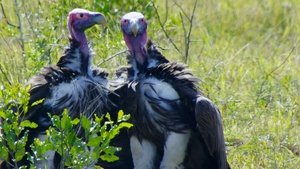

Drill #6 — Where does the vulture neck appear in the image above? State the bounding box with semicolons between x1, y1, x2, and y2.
67;27;91;75
125;33;148;75
70;28;90;56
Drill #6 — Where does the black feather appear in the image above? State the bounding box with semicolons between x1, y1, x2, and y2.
1;38;109;169
113;40;230;169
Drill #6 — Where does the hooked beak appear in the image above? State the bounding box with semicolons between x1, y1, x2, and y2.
91;12;107;26
130;21;139;37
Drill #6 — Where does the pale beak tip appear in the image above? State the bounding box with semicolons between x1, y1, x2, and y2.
131;22;139;37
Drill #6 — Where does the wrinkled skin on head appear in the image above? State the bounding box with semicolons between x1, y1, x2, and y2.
120;12;148;65
68;8;106;55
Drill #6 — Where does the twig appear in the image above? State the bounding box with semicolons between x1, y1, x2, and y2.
184;0;198;63
173;1;191;22
255;45;295;105
151;0;182;56
162;0;169;26
266;46;294;77
152;0;198;63
179;13;187;61
0;64;12;85
174;0;198;63
13;0;26;68
0;33;15;53
97;49;128;66
0;3;19;28
23;4;38;39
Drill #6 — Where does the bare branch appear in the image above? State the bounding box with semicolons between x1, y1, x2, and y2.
266;45;294;77
13;0;26;68
0;33;15;52
0;64;12;85
151;0;183;56
184;0;198;63
162;0;169;26
173;1;191;22
23;5;38;39
174;0;198;63
179;12;188;61
179;13;187;38
0;3;19;28
97;49;128;66
255;45;296;105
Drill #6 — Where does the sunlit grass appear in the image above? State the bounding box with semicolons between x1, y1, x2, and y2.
0;0;299;168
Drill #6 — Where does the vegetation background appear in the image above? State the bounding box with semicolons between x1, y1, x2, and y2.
0;0;299;168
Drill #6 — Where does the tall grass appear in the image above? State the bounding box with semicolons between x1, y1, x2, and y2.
0;0;299;168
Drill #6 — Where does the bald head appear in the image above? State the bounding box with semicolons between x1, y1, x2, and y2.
121;12;147;37
67;8;106;56
68;8;106;42
121;12;148;65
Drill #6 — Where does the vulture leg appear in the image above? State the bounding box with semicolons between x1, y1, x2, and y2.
130;136;157;169
160;131;190;169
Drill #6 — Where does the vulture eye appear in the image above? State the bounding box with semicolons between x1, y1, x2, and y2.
122;19;129;25
79;13;84;18
139;18;145;22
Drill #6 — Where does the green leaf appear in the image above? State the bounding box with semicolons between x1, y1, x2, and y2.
117;110;124;122
0;145;9;160
87;136;102;147
100;153;119;162
105;113;112;122
95;114;104;123
20;120;38;128
0;110;6;119
15;146;26;162
61;110;71;130
117;110;131;122
30;98;45;106
71;118;80;125
15;136;27;162
81;116;91;132
50;114;60;127
118;122;133;129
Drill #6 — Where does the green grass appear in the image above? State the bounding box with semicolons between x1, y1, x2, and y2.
0;0;299;168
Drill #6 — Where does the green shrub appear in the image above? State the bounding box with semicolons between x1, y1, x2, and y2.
0;83;132;168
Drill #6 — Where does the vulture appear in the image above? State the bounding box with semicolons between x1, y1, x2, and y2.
1;8;107;169
114;12;231;169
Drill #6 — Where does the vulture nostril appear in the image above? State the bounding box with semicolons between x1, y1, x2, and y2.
94;13;102;17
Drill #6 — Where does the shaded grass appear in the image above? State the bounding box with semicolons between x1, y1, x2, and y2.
0;0;299;168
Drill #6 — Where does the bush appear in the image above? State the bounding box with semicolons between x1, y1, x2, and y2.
0;83;132;168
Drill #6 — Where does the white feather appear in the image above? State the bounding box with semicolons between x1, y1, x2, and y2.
147;59;159;68
44;75;107;119
160;131;191;169
142;77;179;100
130;136;156;169
45;76;87;108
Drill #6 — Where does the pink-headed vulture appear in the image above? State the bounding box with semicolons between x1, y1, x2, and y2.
1;8;108;169
111;12;231;169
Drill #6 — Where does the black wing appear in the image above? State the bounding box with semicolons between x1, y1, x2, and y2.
195;95;229;169
98;76;134;169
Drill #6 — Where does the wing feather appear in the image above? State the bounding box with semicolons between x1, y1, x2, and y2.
195;95;228;169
